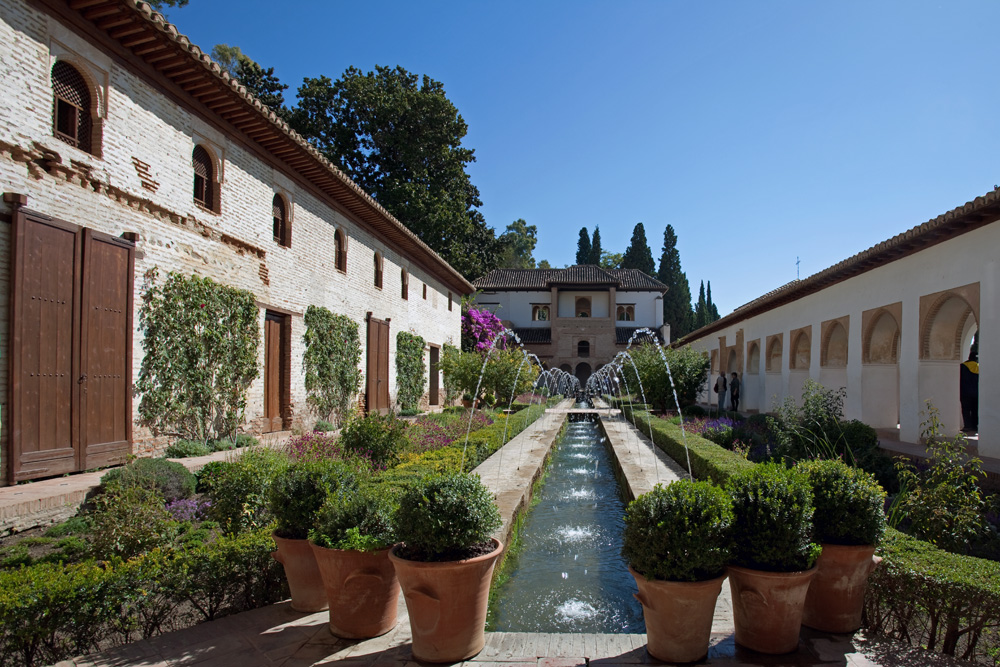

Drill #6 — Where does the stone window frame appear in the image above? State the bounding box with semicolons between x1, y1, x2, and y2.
51;60;100;156
746;339;761;374
820;316;850;368
765;333;783;373
789;326;812;371
191;143;221;214
577;340;590;358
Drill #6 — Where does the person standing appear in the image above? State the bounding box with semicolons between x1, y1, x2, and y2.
714;371;727;413
730;372;741;413
960;351;979;433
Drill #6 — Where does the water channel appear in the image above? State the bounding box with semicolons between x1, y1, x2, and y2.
489;407;644;633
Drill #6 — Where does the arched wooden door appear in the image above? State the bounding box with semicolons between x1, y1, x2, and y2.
366;315;390;414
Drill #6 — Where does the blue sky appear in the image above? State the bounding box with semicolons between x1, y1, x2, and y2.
163;1;1000;316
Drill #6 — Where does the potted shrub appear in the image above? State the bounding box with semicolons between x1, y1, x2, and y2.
461;392;476;409
310;485;400;638
268;459;356;612
389;473;503;663
726;463;821;654
797;459;886;633
623;480;734;663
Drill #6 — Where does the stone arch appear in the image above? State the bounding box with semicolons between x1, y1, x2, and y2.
864;309;900;364
727;348;738;374
575;297;591;317
821;321;848;368
575;362;592;385
766;336;782;372
50;58;103;156
559;363;572;373
790;330;811;370
921;292;978;360
747;341;760;374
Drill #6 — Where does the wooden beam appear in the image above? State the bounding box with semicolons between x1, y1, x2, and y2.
197;91;230;104
97;15;133;29
110;24;145;39
182;80;215;94
83;5;121;20
149;53;185;67
122;34;157;48
161;65;198;77
133;43;168;56
70;0;111;9
208;101;241;114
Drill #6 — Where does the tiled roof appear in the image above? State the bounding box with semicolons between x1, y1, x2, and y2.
616;327;664;345
48;0;473;295
675;186;1000;346
475;265;667;292
512;328;552;344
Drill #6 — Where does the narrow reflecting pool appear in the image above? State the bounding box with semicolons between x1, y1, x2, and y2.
489;410;643;633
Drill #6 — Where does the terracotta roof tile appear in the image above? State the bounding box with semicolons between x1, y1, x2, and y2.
475;265;667;292
616;327;664;345
513;328;552;344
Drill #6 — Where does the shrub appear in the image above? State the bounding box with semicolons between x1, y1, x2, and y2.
303;306;361;427
797;459;886;546
838;419;897;492
398;408;420;417
164;498;212;522
195;460;228;494
394;473;501;561
623;481;733;582
43;517;91;539
164;439;211;458
396;331;426;411
268;459;358;539
682;404;707;419
313;419;335;432
204;448;288;534
338;413;407;468
620;343;710;411
726;463;820;572
88;485;177;561
311;485;397;551
100;457;196;503
210;438;236;452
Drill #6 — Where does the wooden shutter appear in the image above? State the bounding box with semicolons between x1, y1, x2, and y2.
263;312;284;432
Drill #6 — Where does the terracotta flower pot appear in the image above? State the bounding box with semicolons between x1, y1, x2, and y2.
310;542;400;639
271;533;328;612
802;544;881;633
389;538;503;663
729;564;817;654
629;566;727;663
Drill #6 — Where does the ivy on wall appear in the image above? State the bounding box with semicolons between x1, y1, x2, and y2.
303;306;362;426
136;269;260;442
395;331;426;411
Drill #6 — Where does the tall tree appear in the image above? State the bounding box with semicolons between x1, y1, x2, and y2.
576;227;592;265
600;251;623;269
211;45;289;118
694;281;708;330
621;222;656;275
657;224;693;340
589;226;603;265
537;259;552;270
707;281;721;321
288;65;500;280
497;219;537;269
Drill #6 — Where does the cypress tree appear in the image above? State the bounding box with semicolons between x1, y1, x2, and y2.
695;281;708;330
621;223;656;275
707;281;720;322
576;227;592;266
656;224;694;340
589;226;603;265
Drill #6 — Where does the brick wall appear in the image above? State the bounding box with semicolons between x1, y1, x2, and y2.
0;1;462;483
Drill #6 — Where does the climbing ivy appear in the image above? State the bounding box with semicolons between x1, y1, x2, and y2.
303;306;361;426
136;269;260;443
395;331;426;411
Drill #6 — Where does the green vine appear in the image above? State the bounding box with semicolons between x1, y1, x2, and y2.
395;331;426;411
303;306;361;426
136;269;260;443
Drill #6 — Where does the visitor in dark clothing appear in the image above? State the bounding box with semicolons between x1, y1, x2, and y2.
960;351;979;433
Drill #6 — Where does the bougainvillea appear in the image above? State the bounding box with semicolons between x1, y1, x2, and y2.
461;307;506;352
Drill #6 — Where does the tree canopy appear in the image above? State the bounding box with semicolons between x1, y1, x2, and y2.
497;219;537;269
657;224;693;340
576;227;592;265
589;226;603;265
621;222;656;275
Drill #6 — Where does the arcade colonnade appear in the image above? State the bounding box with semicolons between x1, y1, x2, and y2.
681;192;998;459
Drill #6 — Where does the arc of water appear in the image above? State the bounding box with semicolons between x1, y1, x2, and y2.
494;349;538;490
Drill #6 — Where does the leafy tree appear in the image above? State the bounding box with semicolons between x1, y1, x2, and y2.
481;348;539;405
148;0;188;11
589;226;603;265
657;224;693;340
537;259;552;270
600;251;623;269
621;222;655;275
575;227;592;265
288;65;499;280
302;306;362;426
210;44;245;77
395;331;427;411
497;218;537;269
136;270;260;443
210;45;289;119
620;343;710;411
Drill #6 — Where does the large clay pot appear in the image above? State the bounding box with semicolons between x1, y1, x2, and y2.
389;538;503;663
802;544;881;633
271;533;328;612
310;542;400;639
729;564;817;654
630;566;727;663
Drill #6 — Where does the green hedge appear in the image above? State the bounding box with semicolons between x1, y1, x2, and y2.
0;528;286;667
865;528;1000;663
618;403;753;484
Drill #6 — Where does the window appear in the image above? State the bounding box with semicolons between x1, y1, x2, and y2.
52;61;94;154
401;269;408;300
272;194;290;247
334;229;347;272
532;305;549;321
578;340;590;357
423;284;427;300
616;305;635;321
192;145;216;211
575;297;591;317
448;291;453;311
374;252;383;288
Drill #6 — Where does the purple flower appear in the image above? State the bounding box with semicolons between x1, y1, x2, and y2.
165;498;211;522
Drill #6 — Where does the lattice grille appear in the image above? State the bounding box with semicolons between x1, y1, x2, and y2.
51;61;92;153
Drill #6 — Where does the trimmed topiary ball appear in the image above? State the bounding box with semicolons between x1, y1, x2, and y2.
623;480;733;582
394;473;501;561
726;462;821;572
268;459;358;540
311;484;397;551
797;459;886;546
100;457;196;502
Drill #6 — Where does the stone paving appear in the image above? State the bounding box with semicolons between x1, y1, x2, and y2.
58;403;957;667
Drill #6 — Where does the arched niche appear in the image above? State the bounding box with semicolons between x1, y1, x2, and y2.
747;340;760;374
920;289;979;360
766;335;782;373
821;319;848;368
789;327;811;370
575;362;592;384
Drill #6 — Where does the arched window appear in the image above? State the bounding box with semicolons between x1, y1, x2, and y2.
192;145;216;211
401;269;409;300
374;252;383;288
272;194;290;247
616;305;634;321
575;297;591;317
578;340;590;357
422;283;427;300
334;229;347;272
52;61;94;154
532;305;549;321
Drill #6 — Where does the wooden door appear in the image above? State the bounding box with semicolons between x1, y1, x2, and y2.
263;311;287;432
366;316;390;414
79;230;134;469
429;346;440;406
9;210;134;482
